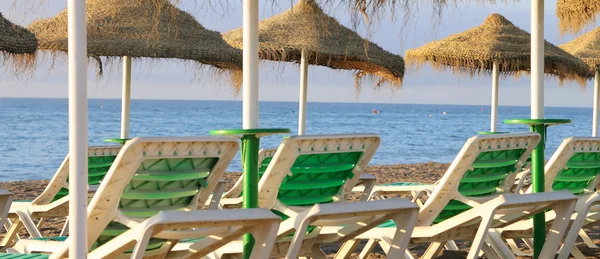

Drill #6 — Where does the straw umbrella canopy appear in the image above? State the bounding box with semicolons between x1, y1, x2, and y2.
406;13;590;133
27;0;243;139
0;13;38;70
557;0;600;35
561;27;600;136
223;0;405;134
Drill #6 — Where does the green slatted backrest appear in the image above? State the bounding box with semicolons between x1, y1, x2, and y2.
552;152;600;195
276;152;363;207
53;155;118;201
434;148;526;223
95;156;219;250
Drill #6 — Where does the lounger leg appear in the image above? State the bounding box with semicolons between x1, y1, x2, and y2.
208;181;226;210
466;214;494;259
130;226;155;259
386;210;417;259
36;217;46;229
60;217;70;237
578;229;598;248
421;242;445;259
486;230;514;259
16;211;42;238
0;193;12;234
568;245;586;259
480;242;501;259
444;240;459;251
284;218;312;259
359;179;376;202
335;239;359;259
558;210;589;259
522;238;534;250
1;218;21;247
505;239;529;256
540;199;576;259
249;219;279;259
357;239;377;259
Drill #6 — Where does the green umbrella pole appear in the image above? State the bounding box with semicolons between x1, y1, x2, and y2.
530;123;545;259
210;128;291;259
504;118;571;259
242;134;259;258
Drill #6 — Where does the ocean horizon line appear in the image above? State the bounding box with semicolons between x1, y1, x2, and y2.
0;96;592;109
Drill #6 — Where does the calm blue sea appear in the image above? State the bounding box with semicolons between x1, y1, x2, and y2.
0;98;594;181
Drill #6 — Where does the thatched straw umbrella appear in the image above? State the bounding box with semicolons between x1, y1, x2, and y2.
557;0;600;35
223;0;405;135
561;27;600;136
27;0;243;138
0;13;37;70
406;13;590;133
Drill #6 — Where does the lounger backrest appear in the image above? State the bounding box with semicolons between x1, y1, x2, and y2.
258;134;380;211
84;137;239;252
544;137;600;195
418;133;540;226
32;146;121;205
223;148;277;199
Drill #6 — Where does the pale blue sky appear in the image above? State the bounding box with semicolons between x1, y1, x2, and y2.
0;0;597;107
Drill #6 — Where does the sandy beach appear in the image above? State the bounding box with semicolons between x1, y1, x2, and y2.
1;163;599;258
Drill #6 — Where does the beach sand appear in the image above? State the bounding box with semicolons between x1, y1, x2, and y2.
1;163;599;258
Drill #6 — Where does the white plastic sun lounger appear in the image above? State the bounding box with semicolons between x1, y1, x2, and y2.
173;134;420;258
498;137;600;259
0;137;280;258
338;133;578;259
2;145;122;245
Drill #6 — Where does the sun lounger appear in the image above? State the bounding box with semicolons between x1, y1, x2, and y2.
1;137;278;259
2;145;121;245
173;134;420;258
497;137;600;259
338;133;579;259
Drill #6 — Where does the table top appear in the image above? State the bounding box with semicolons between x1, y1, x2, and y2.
103;138;130;145
504;118;572;126
209;128;291;138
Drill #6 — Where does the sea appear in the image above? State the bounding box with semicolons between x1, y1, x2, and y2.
0;98;594;181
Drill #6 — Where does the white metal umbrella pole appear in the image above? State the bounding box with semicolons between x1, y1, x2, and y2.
298;49;308;135
531;0;544;120
594;71;599;137
67;0;88;257
242;0;259;129
491;61;499;132
121;56;132;139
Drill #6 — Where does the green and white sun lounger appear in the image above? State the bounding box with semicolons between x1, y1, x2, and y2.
497;137;600;259
174;134;420;258
339;133;578;259
3;145;121;245
2;137;280;259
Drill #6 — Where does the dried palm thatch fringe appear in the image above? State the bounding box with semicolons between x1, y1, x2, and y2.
0;13;37;73
561;27;600;74
27;0;242;92
406;13;591;87
223;0;404;91
557;0;600;35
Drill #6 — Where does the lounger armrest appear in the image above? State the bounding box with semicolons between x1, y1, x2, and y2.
281;199;419;258
85;208;280;259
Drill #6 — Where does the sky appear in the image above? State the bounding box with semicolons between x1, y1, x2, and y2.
0;0;598;107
